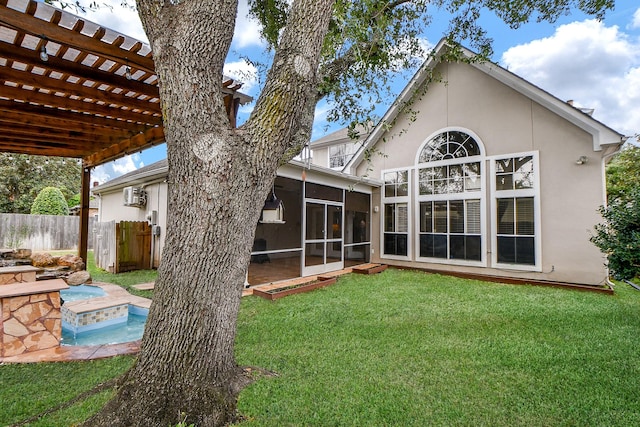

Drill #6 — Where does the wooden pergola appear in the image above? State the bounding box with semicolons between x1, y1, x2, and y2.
0;0;248;261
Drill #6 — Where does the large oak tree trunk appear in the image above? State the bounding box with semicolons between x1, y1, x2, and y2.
85;1;334;426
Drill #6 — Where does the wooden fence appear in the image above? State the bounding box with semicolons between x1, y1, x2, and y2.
0;213;95;251
116;221;151;273
93;221;151;273
93;220;116;272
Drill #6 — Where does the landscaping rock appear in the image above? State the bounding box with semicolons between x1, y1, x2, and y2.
30;252;57;267
36;267;69;281
58;254;85;271
65;270;91;286
14;249;32;259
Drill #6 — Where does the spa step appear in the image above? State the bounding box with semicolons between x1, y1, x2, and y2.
62;296;132;315
62;297;132;334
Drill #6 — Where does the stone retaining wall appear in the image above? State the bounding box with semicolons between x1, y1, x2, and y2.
0;280;68;357
0;266;39;285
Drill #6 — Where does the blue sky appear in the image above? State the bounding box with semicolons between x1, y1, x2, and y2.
53;0;640;183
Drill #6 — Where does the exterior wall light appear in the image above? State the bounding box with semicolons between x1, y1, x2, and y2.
575;156;588;165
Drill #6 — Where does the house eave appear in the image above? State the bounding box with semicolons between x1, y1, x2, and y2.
287;159;382;187
92;165;168;195
93;156;382;197
344;38;626;173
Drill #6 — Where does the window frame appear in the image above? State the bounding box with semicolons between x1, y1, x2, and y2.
414;128;487;267
490;151;542;271
328;142;358;170
381;167;412;260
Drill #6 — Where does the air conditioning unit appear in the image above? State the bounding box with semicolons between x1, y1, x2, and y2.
123;186;147;207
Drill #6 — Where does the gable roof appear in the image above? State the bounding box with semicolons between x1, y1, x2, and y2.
92;158;167;193
311;123;371;149
344;38;626;174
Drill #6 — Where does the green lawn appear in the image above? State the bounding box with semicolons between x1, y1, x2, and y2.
234;269;640;426
2;269;640;426
85;250;157;298
0;356;135;427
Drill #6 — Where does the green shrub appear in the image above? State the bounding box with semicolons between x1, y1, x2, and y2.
67;193;81;209
30;186;70;215
591;190;640;279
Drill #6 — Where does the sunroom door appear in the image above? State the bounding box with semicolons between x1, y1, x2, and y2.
303;201;343;276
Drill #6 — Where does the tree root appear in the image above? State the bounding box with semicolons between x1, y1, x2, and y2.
9;376;122;427
9;364;277;427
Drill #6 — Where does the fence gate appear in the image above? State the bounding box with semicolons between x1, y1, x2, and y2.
115;221;151;273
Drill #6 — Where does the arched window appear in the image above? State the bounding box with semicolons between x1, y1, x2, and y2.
416;129;484;263
418;130;481;163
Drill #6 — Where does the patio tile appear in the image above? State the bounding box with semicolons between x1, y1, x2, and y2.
132;282;155;290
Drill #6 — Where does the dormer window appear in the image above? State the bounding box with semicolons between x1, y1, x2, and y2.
329;143;357;169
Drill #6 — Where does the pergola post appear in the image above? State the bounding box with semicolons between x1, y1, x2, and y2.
78;164;90;263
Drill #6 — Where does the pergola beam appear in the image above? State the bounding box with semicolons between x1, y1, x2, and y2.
0;0;249;264
0;1;155;72
0;85;160;124
0;67;161;113
0;43;160;98
0;142;84;157
0;100;153;132
0;110;135;136
84;127;165;167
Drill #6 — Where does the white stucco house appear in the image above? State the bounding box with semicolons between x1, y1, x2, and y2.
93;39;625;288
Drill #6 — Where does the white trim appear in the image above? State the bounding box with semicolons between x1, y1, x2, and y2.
250;248;303;255
414;129;487;267
415;126;487;165
490;151;542;272
380;167;412;261
302;198;345;276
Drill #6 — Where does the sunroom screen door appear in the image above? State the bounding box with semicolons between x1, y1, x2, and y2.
303;201;343;276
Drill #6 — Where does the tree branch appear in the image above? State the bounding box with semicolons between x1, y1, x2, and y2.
317;0;415;100
244;0;334;165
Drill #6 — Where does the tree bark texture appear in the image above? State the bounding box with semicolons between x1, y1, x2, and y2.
85;1;334;426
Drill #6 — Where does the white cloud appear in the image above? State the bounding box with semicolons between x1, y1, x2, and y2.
223;60;259;93
50;1;147;42
232;0;265;49
92;154;144;184
83;3;147;42
501;19;640;136
112;154;143;175
52;1;265;49
632;8;640;29
91;166;111;185
311;101;336;140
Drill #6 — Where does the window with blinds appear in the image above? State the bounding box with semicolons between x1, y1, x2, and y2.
494;154;538;267
418;199;482;261
382;169;411;258
415;130;484;264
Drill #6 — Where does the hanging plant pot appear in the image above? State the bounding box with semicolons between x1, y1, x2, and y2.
252;276;337;300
